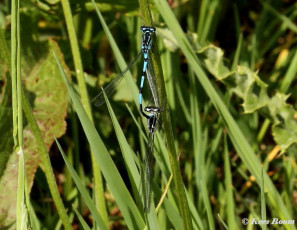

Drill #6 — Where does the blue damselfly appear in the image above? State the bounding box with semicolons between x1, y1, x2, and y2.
91;26;156;113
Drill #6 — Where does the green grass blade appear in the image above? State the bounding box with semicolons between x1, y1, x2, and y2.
28;201;41;230
231;33;243;71
16;148;26;230
11;0;18;146
153;183;184;230
54;52;145;229
186;190;205;230
73;205;92;230
103;90;140;190
280;48;297;93
260;167;267;230
217;214;229;230
223;135;236;229
61;0;92;114
55;139;108;230
11;0;27;228
261;1;297;33
190;72;214;230
200;180;215;230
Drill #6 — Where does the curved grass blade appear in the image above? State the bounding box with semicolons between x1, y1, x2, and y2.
223;135;237;229
91;52;142;106
102;87;142;205
54;52;145;229
56;139;107;230
217;214;229;230
260;167;267;230
72;206;92;230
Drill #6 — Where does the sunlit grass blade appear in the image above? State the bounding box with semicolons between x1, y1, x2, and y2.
190;71;214;230
103;90;140;193
280;48;297;93
16;148;26;230
54;52;145;229
178;186;203;230
27;201;40;230
11;0;27;228
56;138;106;230
260;167;267;230
73;205;92;230
223;134;236;229
231;33;243;71
217;214;229;230
155;174;173;213
151;183;183;230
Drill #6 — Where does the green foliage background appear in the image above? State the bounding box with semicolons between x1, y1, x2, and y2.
0;0;296;229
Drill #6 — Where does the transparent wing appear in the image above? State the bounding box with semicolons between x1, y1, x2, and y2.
146;59;160;107
91;52;142;107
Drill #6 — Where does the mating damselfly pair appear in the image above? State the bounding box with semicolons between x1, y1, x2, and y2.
92;26;162;212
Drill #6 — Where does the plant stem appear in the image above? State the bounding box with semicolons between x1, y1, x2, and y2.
60;0;108;225
11;0;26;229
138;1;193;229
60;0;92;118
11;0;18;147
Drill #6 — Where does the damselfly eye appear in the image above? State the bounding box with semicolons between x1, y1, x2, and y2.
140;26;156;33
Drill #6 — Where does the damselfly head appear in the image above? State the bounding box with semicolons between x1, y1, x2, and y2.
140;26;156;52
140;26;156;33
